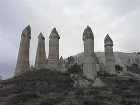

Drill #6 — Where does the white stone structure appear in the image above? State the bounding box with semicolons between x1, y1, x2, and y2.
104;34;115;74
34;33;47;70
82;26;97;80
15;25;31;76
47;28;60;70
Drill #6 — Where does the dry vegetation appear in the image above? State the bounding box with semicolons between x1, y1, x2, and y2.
0;68;140;105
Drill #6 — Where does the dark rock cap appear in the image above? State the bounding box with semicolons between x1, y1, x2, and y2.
22;25;31;38
38;33;45;39
104;34;113;46
49;27;60;39
60;56;63;59
83;26;94;41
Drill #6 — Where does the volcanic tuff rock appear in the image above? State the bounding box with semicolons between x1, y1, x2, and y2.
72;52;140;71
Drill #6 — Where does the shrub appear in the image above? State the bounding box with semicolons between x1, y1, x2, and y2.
67;64;83;75
115;65;123;73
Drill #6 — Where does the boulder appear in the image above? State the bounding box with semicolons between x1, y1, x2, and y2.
92;78;105;87
70;74;92;88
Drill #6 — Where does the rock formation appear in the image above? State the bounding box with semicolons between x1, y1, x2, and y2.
59;56;64;65
59;56;67;73
95;55;101;72
14;26;140;77
104;34;115;74
92;78;105;87
47;28;60;70
72;52;140;72
34;33;47;70
82;26;97;80
15;25;31;76
70;74;92;88
135;54;140;66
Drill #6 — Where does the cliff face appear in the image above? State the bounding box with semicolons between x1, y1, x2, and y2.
73;52;140;69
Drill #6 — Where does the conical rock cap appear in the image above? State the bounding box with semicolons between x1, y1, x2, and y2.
22;25;31;38
83;26;94;40
104;34;113;46
49;27;60;39
38;33;45;39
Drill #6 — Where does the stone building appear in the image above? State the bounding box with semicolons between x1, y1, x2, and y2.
82;26;97;80
47;28;60;70
34;33;47;70
104;34;115;74
15;25;31;76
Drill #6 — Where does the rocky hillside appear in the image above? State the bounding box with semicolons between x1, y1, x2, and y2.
0;68;140;105
0;69;73;105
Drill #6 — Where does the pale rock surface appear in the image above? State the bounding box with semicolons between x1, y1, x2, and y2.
72;52;140;73
104;34;116;74
34;33;47;70
92;78;105;87
70;74;92;88
82;26;97;80
15;25;31;76
95;54;101;72
59;56;67;73
71;74;105;88
47;28;60;70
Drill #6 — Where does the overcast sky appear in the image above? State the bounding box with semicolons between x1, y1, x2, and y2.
0;0;139;79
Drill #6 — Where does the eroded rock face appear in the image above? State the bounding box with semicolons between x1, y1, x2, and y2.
82;26;97;80
92;78;105;87
47;28;60;70
70;74;106;89
104;34;116;74
34;33;47;70
70;74;92;88
15;25;31;76
72;52;140;73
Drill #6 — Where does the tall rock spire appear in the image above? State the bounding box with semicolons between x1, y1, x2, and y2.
48;27;60;70
82;26;97;80
104;34;115;74
15;25;31;76
34;33;47;70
